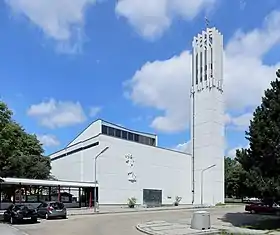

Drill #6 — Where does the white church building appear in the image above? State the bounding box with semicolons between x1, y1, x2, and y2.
50;27;225;206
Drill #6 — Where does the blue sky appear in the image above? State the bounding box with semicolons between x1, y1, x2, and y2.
1;0;280;156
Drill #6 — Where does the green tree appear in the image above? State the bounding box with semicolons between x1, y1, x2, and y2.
0;101;51;179
236;69;280;200
225;157;248;198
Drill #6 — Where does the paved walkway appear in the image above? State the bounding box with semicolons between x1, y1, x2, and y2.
137;221;219;235
66;204;213;216
0;223;27;235
136;217;280;235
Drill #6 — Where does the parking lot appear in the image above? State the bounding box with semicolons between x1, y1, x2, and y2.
6;206;249;235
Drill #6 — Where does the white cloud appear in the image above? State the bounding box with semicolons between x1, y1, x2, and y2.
89;106;102;117
227;146;240;159
175;141;191;153
226;113;253;131
227;143;249;159
115;0;216;40
125;51;191;132
5;0;97;53
125;10;280;133
37;134;60;147
27;99;87;128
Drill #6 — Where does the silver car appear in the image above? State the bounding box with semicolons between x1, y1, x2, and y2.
37;201;67;220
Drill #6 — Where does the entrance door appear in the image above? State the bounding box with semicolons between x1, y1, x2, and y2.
143;189;162;207
82;187;99;207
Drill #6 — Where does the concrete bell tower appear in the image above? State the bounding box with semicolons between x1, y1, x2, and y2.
190;27;225;206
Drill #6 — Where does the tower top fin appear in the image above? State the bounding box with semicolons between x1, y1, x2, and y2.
205;16;210;29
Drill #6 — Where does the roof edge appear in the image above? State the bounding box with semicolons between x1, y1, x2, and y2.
65;118;158;149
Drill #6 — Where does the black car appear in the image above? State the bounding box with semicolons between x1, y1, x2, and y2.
4;204;38;224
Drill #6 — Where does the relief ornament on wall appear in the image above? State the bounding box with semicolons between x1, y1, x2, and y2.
125;153;137;183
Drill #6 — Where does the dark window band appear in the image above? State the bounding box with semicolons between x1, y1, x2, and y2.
51;142;99;161
101;125;156;146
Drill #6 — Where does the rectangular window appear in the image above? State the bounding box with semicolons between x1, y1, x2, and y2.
210;47;213;77
200;51;203;82
134;134;139;142
209;36;213;45
122;131;127;139
101;125;108;135
144;136;150;145
149;138;156;146
138;135;144;144
204;50;207;80
108;127;115;136
195;53;198;85
115;129;121;138
128;132;133;141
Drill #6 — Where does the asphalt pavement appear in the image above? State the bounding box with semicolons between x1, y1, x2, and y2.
7;206;247;235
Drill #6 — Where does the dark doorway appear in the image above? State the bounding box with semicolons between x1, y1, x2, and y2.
143;189;162;207
81;187;98;207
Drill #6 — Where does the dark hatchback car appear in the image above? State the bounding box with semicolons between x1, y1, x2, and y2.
4;204;38;224
37;201;67;220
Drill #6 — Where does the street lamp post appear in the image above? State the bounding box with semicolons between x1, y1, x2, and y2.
201;164;216;205
94;146;109;212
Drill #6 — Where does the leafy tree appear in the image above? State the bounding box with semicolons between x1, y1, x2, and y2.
236;69;280;201
225;157;248;198
0;101;51;179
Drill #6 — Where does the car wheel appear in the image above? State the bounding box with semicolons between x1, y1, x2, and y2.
45;213;49;220
251;210;256;214
62;215;67;219
32;218;37;223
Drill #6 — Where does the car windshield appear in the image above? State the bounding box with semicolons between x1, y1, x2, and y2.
49;202;64;209
14;205;34;210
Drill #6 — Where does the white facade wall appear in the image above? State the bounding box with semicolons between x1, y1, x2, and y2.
191;27;225;206
97;135;191;205
51;136;100;182
51;134;192;205
68;120;102;146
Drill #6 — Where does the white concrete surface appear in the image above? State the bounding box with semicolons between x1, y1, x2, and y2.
191;27;225;206
51;131;192;205
0;223;26;235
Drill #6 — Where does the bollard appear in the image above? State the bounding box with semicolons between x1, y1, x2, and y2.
191;211;211;230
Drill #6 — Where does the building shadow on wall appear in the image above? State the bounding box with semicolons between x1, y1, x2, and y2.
219;212;280;230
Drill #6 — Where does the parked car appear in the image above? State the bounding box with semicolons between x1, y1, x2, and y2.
3;204;38;224
37;201;67;219
245;202;280;215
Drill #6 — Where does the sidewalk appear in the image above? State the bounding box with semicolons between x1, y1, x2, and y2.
136;218;280;235
0;223;27;235
137;221;219;235
66;204;214;216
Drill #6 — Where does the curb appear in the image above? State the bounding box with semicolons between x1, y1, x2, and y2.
67;205;214;217
136;224;220;235
135;224;156;235
67;204;242;217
